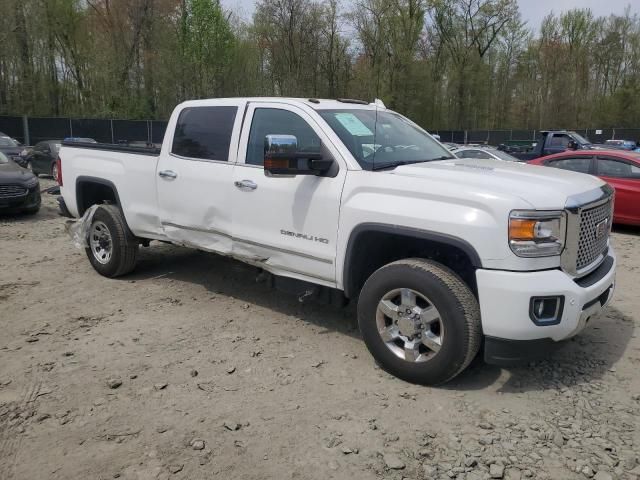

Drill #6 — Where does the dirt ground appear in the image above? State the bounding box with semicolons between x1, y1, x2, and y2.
1;178;639;480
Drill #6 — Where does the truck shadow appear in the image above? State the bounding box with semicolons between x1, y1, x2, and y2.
129;244;361;339
447;306;634;393
127;243;634;392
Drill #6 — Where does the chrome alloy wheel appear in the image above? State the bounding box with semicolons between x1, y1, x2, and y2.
89;221;113;265
376;288;444;363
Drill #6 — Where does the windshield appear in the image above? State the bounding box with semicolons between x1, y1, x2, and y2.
318;109;454;170
0;151;8;163
571;132;591;145
0;136;19;147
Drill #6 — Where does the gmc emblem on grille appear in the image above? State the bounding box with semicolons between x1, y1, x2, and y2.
595;218;609;239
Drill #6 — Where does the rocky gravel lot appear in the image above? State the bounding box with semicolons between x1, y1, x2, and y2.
1;178;639;480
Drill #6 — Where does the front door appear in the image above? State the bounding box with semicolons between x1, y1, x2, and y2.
157;100;245;254
231;102;347;286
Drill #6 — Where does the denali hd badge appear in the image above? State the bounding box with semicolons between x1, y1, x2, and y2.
280;230;329;244
595;218;609;239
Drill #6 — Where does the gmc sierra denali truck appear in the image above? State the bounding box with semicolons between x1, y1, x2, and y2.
58;98;616;385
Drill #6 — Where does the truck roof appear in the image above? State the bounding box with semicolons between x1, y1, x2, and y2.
178;97;382;111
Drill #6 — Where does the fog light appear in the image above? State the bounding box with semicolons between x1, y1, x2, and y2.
529;296;564;326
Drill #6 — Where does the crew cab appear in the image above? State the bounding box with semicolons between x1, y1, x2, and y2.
59;98;616;385
506;130;593;161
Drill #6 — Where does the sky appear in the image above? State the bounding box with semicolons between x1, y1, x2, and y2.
222;0;637;31
518;0;634;30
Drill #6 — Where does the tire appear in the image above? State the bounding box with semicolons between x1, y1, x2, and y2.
50;162;58;180
85;204;138;278
357;258;481;385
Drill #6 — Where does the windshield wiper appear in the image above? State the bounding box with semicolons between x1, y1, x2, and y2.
370;156;453;171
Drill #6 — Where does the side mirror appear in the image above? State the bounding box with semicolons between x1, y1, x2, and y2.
264;134;334;177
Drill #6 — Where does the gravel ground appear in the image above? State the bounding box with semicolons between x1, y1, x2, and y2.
1;178;639;480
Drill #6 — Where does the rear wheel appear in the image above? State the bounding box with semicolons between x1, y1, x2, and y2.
50;162;58;180
85;205;138;277
358;258;481;385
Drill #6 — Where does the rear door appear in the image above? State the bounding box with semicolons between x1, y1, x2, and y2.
156;100;245;254
230;102;347;286
595;155;640;224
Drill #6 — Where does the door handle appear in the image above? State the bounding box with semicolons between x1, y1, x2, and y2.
159;170;178;179
234;180;257;191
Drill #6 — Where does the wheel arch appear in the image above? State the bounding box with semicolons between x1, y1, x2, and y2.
75;176;133;234
342;223;482;299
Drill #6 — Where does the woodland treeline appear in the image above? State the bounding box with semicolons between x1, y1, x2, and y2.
1;0;639;130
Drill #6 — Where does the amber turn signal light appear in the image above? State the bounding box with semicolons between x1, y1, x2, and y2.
508;218;537;241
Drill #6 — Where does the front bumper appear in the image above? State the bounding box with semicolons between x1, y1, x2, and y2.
476;249;616;360
0;185;41;212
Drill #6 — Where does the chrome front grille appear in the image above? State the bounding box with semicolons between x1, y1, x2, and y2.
576;200;612;271
561;184;615;278
0;184;27;198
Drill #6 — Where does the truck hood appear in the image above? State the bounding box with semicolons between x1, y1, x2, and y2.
391;158;605;209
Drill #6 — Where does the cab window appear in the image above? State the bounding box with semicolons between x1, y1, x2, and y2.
172;106;238;161
548;135;570;149
246;108;321;166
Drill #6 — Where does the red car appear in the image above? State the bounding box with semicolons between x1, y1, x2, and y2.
529;150;640;226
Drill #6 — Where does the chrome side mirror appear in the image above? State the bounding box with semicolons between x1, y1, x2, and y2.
263;134;334;177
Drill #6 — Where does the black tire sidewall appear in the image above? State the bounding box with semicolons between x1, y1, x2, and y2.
358;262;473;385
85;207;127;277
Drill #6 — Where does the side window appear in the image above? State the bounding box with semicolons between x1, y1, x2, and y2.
548;135;570;149
598;158;640;179
171;106;238;161
246;108;321;166
546;157;592;174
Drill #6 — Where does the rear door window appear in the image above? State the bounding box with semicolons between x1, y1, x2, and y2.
172;106;238;161
546;157;593;174
597;157;640;179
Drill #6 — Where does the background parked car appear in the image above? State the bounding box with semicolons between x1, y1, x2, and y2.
529;150;640;226
0;132;28;167
450;145;523;162
26;138;97;177
0;151;41;214
599;139;639;151
25;140;62;177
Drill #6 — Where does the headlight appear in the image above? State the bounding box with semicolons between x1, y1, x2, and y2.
24;176;39;188
509;210;565;257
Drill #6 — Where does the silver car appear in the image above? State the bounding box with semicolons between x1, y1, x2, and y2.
451;146;523;162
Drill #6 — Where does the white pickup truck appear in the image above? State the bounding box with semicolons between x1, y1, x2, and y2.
58;98;616;385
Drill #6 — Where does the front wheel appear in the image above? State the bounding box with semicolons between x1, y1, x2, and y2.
85;204;138;277
358;258;481;385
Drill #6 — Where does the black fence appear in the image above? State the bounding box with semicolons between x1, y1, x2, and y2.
0;115;169;146
3;114;640;147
